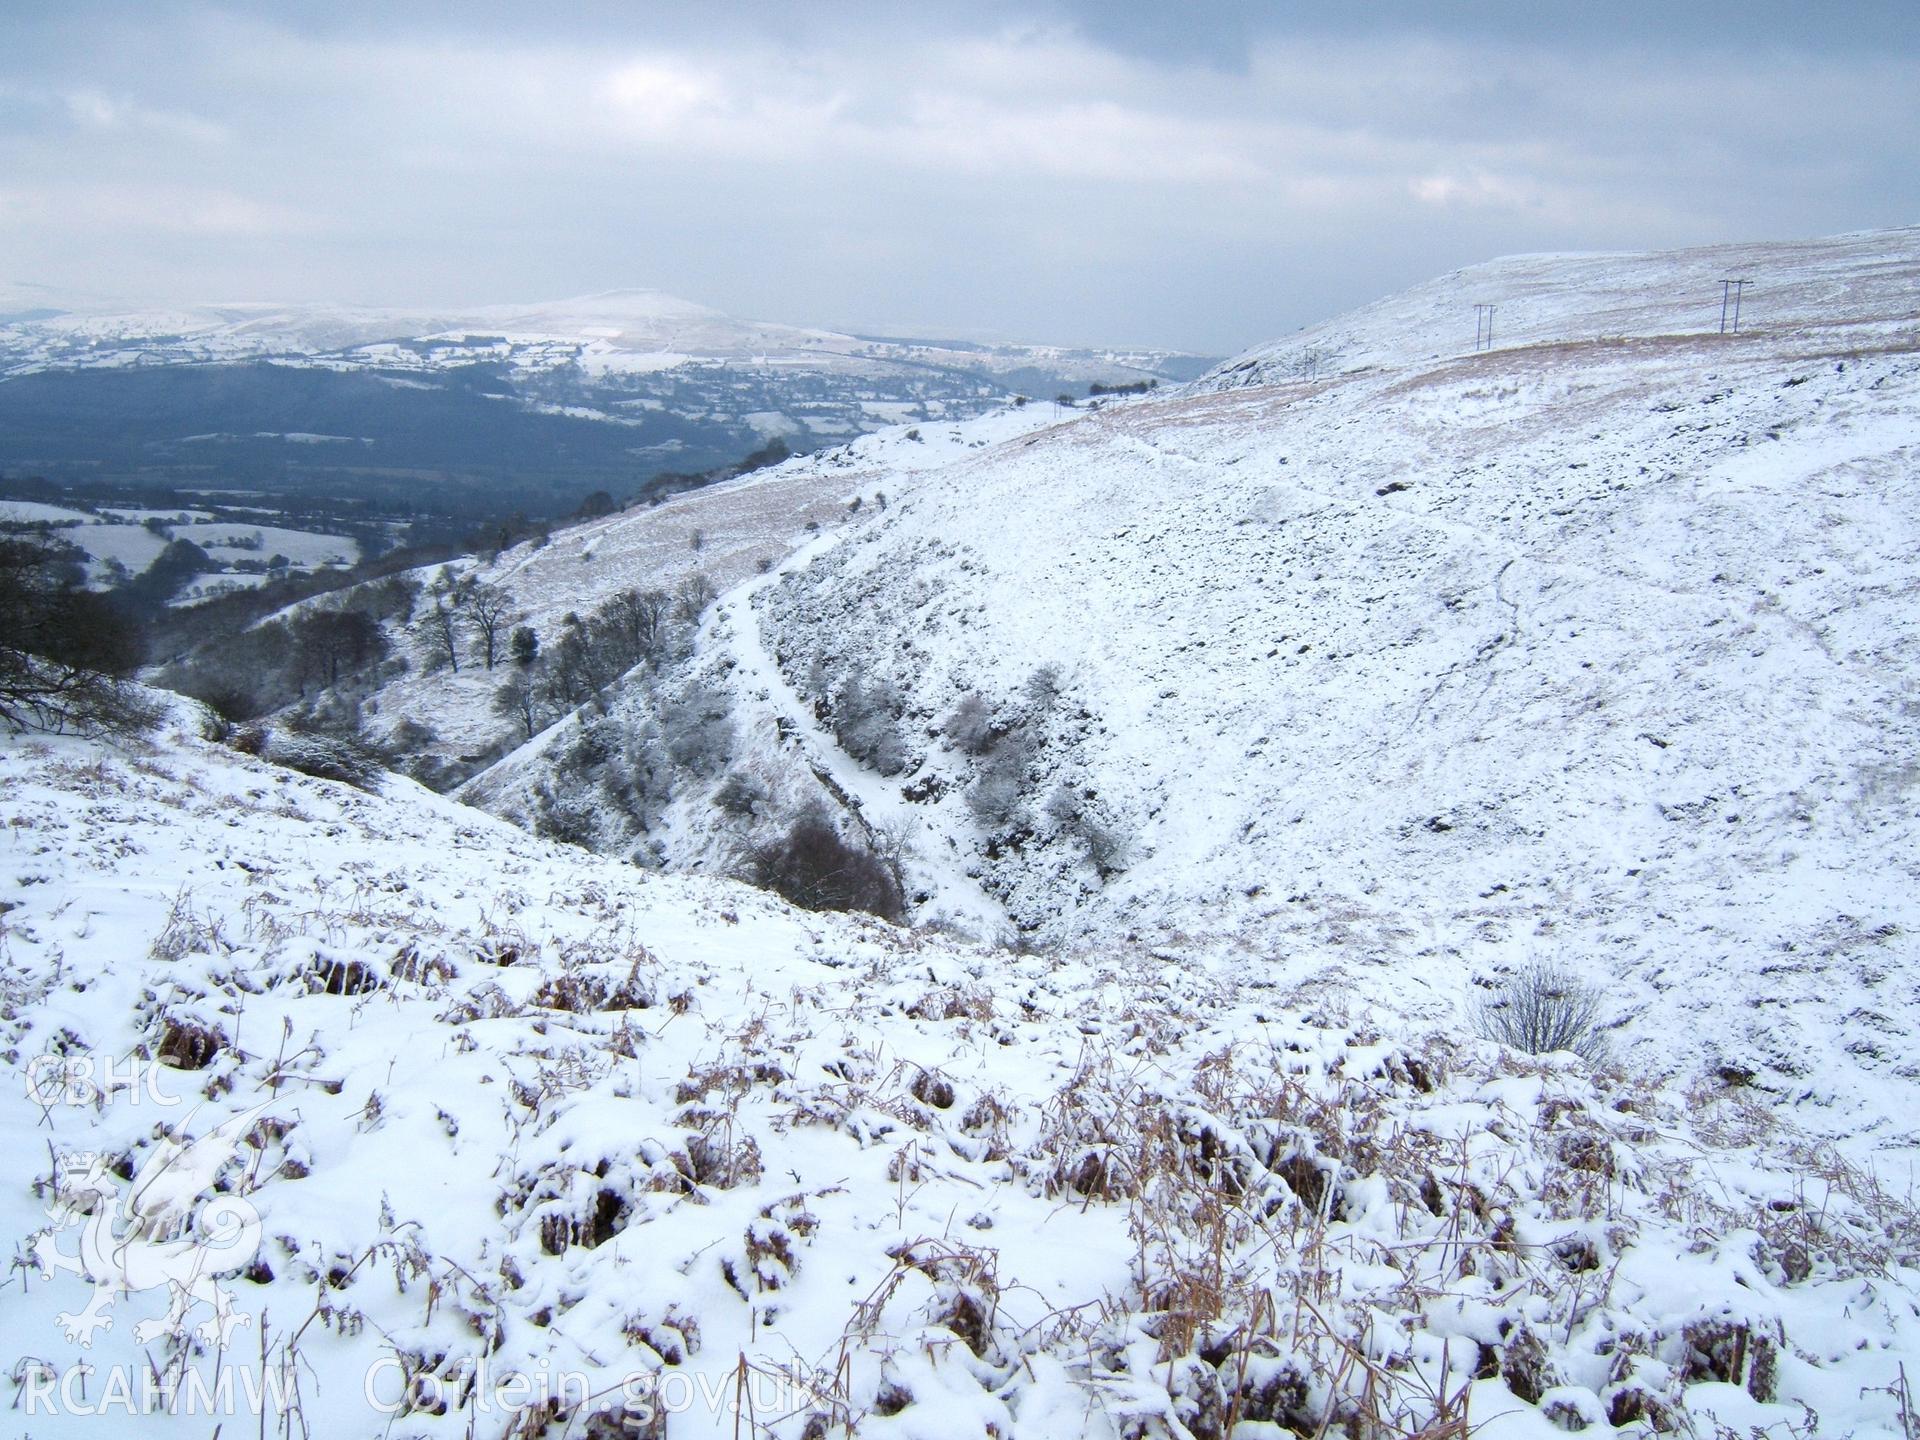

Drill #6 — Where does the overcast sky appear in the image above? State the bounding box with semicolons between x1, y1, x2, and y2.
1;2;1915;354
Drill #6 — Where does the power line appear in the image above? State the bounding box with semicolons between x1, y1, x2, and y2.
1719;279;1752;335
1474;303;1496;353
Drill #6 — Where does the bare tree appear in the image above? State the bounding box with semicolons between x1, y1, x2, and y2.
492;671;540;739
673;572;718;624
414;578;465;675
868;815;918;899
604;588;674;671
291;606;387;691
463;580;522;671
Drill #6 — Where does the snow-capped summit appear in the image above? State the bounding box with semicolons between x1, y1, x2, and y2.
0;288;1198;380
1205;226;1920;385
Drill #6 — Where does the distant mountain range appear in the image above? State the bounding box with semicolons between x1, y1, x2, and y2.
0;290;1214;519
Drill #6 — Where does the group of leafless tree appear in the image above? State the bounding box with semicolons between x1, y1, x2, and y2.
413;571;524;675
492;573;716;741
0;537;154;737
160;572;421;722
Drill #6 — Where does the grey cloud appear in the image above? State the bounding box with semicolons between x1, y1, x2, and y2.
0;3;1913;353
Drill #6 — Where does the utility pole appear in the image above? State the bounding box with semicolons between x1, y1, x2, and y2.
1719;279;1751;335
1474;304;1496;353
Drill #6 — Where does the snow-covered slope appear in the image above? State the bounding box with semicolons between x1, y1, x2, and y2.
592;229;1920;1156
337;403;1065;761
1206;227;1920;384
1;718;1915;1437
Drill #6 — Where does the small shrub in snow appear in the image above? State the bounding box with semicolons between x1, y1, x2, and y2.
156;1017;224;1071
265;729;384;790
905;984;993;1022
660;683;734;776
740;812;904;921
966;735;1032;834
1045;783;1135;877
531;782;598;848
833;677;909;776
622;1307;701;1365
1023;663;1064;712
941;691;996;756
1473;961;1610;1063
531;972;652;1013
300;956;383;996
389;946;457;986
713;769;772;820
909;1067;957;1110
680;1126;763;1190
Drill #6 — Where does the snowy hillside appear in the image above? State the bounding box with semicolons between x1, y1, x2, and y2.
1;718;1915;1437
0;290;1201;385
17;229;1917;1435
319;403;1068;762
512;228;1920;1159
1206;227;1920;385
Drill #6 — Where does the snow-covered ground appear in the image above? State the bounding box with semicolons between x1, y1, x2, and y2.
11;229;1915;1435
1207;226;1920;384
174;521;357;569
0;505;357;589
568;229;1920;1163
0;501;98;526
357;403;1066;757
0;718;1913;1437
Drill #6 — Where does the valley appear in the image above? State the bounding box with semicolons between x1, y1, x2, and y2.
3;230;1918;1438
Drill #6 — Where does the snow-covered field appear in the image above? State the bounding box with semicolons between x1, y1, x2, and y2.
9;229;1916;1436
175;521;357;569
0;719;1914;1437
0;509;358;590
0;501;98;526
67;522;173;573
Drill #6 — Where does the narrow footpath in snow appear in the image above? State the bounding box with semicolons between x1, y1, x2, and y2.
705;533;1011;937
